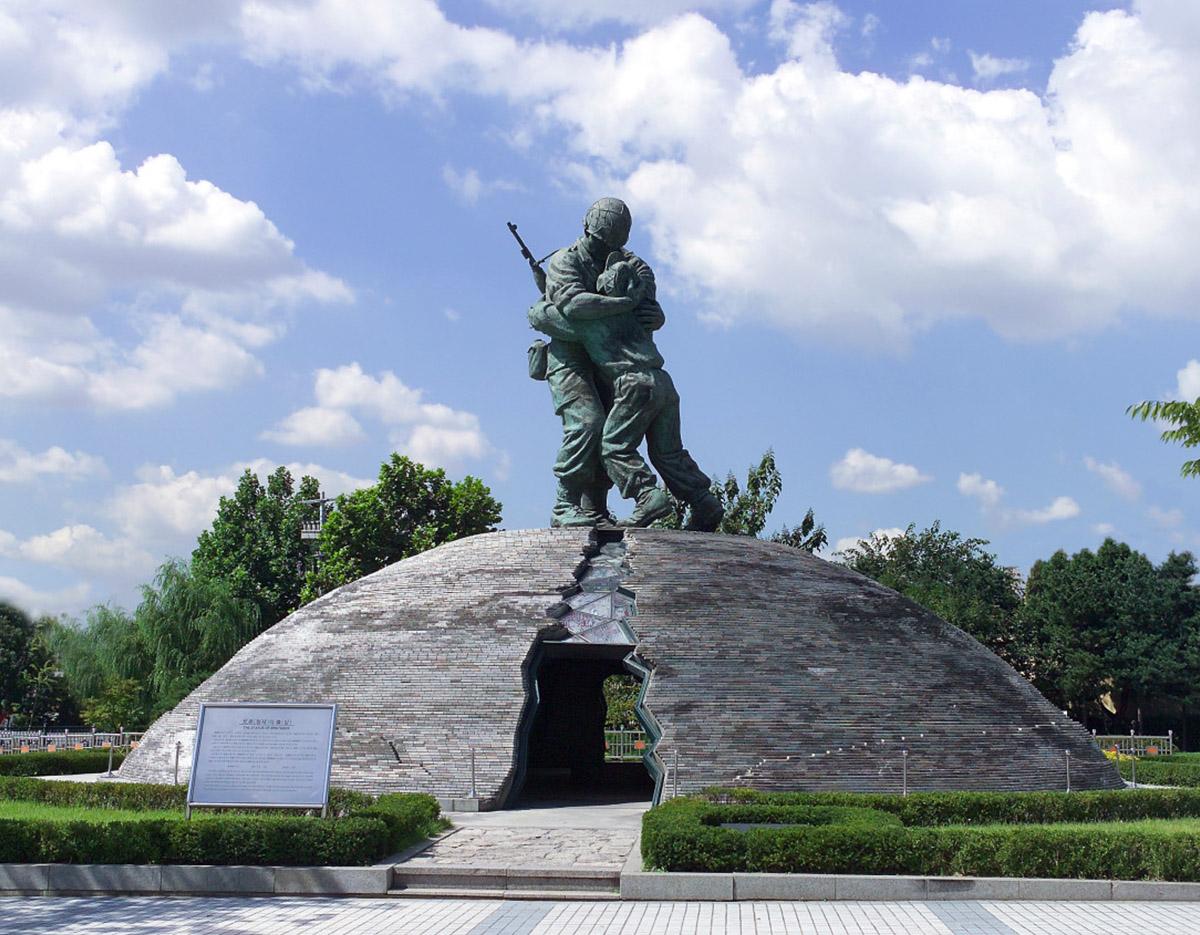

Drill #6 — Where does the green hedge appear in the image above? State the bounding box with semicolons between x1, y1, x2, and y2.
1120;759;1200;788
0;775;374;815
703;786;1200;825
0;791;442;865
642;790;1200;880
0;750;127;777
355;792;445;850
0;776;184;810
643;800;904;873
1153;753;1200;763
0;815;391;866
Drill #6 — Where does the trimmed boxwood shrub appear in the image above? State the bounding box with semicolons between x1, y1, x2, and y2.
1119;759;1200;788
0;776;185;810
703;786;1200;825
642;790;1200;880
354;792;444;850
0;778;441;865
165;815;393;866
0;815;393;866
642;799;904;873
0;775;375;815
0;750;127;777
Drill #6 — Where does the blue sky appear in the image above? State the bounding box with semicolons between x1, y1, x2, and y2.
1;0;1197;615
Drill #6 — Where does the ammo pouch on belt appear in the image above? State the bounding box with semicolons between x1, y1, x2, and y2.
527;339;548;381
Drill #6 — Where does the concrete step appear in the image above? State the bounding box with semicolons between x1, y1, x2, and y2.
387;887;619;900
390;863;619;898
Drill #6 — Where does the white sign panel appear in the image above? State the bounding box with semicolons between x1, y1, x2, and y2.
187;703;336;809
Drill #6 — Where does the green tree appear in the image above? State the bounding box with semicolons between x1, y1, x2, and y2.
45;605;142;705
17;620;76;728
658;450;826;550
134;561;259;714
0;601;32;721
46;561;259;725
1019;540;1200;729
841;523;1026;668
81;678;146;732
0;604;75;728
302;454;502;601
712;449;784;537
769;509;829;554
1128;397;1200;477
192;466;320;627
603;674;641;730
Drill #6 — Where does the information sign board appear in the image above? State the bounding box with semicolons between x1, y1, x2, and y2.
186;702;336;811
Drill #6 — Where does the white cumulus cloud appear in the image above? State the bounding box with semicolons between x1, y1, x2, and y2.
830;448;930;494
107;465;239;544
0;575;91;616
1083;456;1142;501
957;472;1005;510
237;0;1200;348
0;524;154;577
1012;496;1080;525
107;459;373;546
265;363;502;474
480;0;755;30
0;4;351;413
261;407;367;447
1177;360;1200;401
0;440;104;483
1147;505;1184;528
968;51;1030;82
959;470;1080;526
440;165;521;205
0;129;352;410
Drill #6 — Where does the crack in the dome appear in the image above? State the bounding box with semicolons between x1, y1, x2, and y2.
510;528;665;804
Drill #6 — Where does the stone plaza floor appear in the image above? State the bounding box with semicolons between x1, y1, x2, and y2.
404;798;649;871
4;897;1200;934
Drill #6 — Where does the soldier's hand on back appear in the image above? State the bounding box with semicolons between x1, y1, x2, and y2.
635;307;661;331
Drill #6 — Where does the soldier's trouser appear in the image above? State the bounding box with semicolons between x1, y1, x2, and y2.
547;361;610;522
601;368;711;504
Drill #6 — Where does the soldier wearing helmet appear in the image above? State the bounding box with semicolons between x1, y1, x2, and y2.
526;198;641;526
529;197;724;530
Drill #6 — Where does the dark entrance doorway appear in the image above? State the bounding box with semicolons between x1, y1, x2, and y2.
515;643;654;804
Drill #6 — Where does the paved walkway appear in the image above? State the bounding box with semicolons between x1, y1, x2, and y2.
402;799;648;871
4;896;1200;934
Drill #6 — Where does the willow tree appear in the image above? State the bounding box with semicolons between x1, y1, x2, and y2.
47;561;259;724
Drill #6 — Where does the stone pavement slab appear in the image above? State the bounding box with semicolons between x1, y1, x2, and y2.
405;826;636;871
5;897;1200;934
398;798;648;873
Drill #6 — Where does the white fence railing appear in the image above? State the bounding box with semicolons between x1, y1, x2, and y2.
0;731;145;754
604;729;648;762
1094;731;1174;757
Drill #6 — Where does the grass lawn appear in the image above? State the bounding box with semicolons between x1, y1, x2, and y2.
0;801;181;822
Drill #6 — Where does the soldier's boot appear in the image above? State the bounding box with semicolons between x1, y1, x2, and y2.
554;506;605;527
684;492;724;533
619;486;673;528
581;484;618;527
551;483;600;527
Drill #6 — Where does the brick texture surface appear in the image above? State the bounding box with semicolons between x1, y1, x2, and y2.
118;529;1121;801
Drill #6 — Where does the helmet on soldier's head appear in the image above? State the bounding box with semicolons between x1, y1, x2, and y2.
584;197;632;249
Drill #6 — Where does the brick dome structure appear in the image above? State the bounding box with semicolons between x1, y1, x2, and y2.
119;529;1121;806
